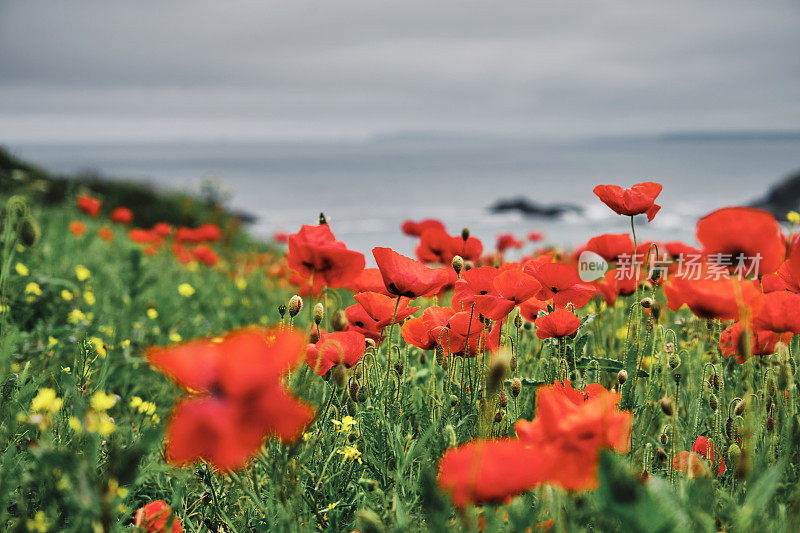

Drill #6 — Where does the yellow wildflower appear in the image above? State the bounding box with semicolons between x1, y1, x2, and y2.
89;337;107;357
178;283;195;297
68;309;86;324
146;307;158;319
26;511;49;533
83;291;96;305
25;282;42;296
169;332;182;343
48;336;59;348
235;278;247;291
68;416;83;434
331;415;357;433
15;262;28;276
75;265;91;281
337;445;362;464
90;391;117;411
31;388;62;413
788;211;800;225
61;289;74;301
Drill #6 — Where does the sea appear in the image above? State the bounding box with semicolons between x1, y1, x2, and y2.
6;133;800;261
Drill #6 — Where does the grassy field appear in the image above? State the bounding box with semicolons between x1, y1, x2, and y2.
1;149;799;532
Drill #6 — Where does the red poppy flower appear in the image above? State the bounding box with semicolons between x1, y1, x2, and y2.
344;303;383;342
473;269;542;321
77;195;101;217
526;262;596;308
401;306;457;350
353;292;419;329
496;233;523;253
719;321;790;363
110;206;133;225
453;267;499;308
444;310;485;356
348;268;393;296
592;182;662;221
696;207;785;277
753;291;800;334
147;327;313;471
664;276;761;321
593;268;644;307
401;218;446;237
171;243;193;264
129;228;163;245
68;220;86;238
193;245;219;266
373;247;448;298
153;222;173;238
762;234;800;293
685;436;725;476
305;331;366;376
535;309;581;339
134;500;182;533
288;224;365;294
273;231;288;243
519;297;547;322
416;227;483;264
198;223;222;242
527;231;544;242
672;451;708;478
585;233;634;263
437;381;631;506
97;226;113;242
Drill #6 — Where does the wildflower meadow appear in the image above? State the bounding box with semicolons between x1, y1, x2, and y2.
3;151;800;532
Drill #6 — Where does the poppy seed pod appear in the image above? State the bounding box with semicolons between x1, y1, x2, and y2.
708;374;720;390
640;297;653;309
725;417;734;440
668;353;681;369
278;305;287;318
509;355;517;372
318;212;328;225
393;361;404;375
309;329;320;344
451;255;464;275
510;378;522;398
331;363;348;387
651;303;661;321
461;227;470;241
288;295;303;317
766;415;774;432
617;369;628;385
514;314;523;329
499;389;508;408
659;397;673;416
435;344;446;366
332;309;348;331
734;400;745;416
659;432;668;445
494;410;503;423
767;377;777;397
18;217;40;247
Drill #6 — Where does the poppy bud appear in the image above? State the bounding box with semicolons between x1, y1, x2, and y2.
419;351;427;365
725;417;733;440
708;374;720;390
659;432;668;445
514;314;523;329
445;424;457;447
734;400;745;416
766;415;774;432
278;304;287;318
313;303;324;325
357;388;368;402
435;345;446;366
393;361;404;375
499;389;508;408
650;269;662;283
510;378;522;398
349;380;360;402
365;338;376;350
488;352;509;392
494;410;503;423
332;363;348;387
728;443;741;464
461;227;470;241
708;393;718;411
509;356;517;372
667;353;681;369
450;394;459;407
659;397;673;416
332;309;348;331
309;329;320;344
18;217;40;247
778;364;791;390
651;303;661;321
767;377;777;397
288;295;302;317
451;255;464;275
441;357;449;371
319;212;328;225
617;369;628;385
463;260;474;271
640;297;653;309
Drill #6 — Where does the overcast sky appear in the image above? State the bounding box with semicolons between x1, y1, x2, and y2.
1;0;799;142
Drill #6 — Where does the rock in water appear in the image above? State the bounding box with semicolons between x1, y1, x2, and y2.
751;169;800;219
